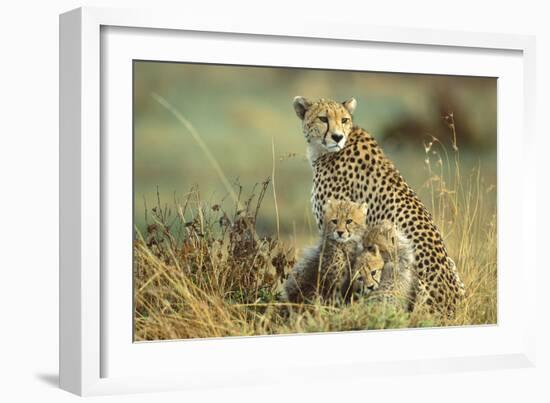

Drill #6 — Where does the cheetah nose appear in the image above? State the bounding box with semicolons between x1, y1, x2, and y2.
336;230;344;237
331;133;344;143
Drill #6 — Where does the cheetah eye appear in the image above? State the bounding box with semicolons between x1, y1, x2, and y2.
371;270;377;276
367;245;376;253
331;219;338;224
318;116;328;123
342;118;350;124
346;219;352;224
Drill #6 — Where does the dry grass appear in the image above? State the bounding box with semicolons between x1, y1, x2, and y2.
133;108;496;341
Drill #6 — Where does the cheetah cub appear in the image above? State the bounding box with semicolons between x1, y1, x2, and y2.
340;243;384;301
343;221;418;311
283;199;367;303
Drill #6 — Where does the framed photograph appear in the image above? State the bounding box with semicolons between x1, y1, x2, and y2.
60;7;537;396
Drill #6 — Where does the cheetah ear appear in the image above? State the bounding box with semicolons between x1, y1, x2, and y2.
293;96;312;120
342;98;357;115
380;220;392;229
360;202;368;216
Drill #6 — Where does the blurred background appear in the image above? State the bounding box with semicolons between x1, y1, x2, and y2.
134;61;496;248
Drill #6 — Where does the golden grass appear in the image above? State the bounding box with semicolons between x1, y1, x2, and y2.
134;105;497;341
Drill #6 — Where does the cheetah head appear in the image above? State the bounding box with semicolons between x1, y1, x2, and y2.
293;97;357;161
358;244;385;293
323;199;367;243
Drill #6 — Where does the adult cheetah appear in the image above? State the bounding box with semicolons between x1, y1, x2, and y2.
293;96;465;315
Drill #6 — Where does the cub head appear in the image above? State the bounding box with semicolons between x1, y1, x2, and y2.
359;244;385;292
293;97;357;159
362;220;411;265
323;199;367;243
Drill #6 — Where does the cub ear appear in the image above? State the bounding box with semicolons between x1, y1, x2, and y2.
360;202;368;216
325;198;337;212
342;98;357;115
379;220;394;234
293;96;312;120
378;221;395;242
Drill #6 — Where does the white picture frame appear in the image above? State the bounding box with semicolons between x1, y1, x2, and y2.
59;6;537;396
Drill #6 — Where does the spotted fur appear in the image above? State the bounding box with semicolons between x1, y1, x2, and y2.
293;96;465;315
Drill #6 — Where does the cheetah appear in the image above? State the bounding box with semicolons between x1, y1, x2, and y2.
293;96;465;315
283;199;367;303
339;241;384;302
343;221;418;311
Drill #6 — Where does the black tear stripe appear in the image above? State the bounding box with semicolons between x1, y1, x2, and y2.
322;122;330;145
322;109;334;145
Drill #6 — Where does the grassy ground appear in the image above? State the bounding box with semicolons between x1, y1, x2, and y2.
133;112;497;341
